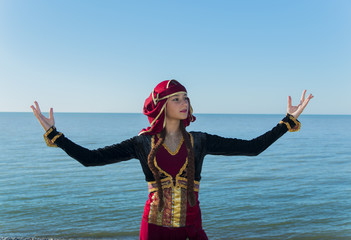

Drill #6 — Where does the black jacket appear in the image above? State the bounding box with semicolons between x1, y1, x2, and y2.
44;114;300;182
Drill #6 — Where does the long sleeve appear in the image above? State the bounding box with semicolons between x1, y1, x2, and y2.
43;127;138;167
204;114;300;156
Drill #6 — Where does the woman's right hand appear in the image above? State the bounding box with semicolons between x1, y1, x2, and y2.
31;101;55;132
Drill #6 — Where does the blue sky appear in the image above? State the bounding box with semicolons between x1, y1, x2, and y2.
0;0;350;114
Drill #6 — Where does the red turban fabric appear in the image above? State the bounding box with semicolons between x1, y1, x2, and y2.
139;80;196;135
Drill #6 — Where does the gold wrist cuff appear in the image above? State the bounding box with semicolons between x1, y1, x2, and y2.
43;127;62;147
279;114;301;132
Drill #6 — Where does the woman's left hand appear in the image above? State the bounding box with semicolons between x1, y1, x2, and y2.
287;90;314;119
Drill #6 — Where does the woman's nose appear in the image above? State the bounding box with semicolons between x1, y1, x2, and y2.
181;99;188;106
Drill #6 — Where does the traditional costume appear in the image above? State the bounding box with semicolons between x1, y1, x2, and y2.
43;80;300;240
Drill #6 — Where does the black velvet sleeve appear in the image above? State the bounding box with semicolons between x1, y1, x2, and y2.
204;114;300;156
44;127;138;167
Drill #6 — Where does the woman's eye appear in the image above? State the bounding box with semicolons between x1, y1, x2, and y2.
173;98;179;101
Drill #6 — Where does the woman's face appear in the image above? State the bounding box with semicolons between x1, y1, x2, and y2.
166;93;189;121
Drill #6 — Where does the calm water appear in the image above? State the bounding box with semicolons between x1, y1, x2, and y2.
0;113;350;240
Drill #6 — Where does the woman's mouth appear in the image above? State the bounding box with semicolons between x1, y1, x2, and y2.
180;109;187;113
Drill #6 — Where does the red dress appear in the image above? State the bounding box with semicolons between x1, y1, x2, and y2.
139;134;208;240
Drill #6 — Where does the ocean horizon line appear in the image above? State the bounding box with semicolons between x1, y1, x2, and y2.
0;111;350;116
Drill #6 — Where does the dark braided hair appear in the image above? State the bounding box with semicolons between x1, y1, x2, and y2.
180;121;196;207
147;128;166;211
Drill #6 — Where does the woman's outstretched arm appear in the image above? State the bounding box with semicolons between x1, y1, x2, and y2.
30;101;138;166
204;90;314;156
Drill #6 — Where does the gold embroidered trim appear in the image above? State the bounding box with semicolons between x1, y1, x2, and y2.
174;133;194;189
166;79;173;88
149;133;198;192
148;180;200;193
162;136;184;156
148;178;173;192
172;186;182;227
152;135;190;189
44;126;54;136
151;135;173;182
288;115;301;132
51;133;63;143
279;115;301;132
44;136;56;147
152;91;159;106
150;102;168;127
43;127;62;147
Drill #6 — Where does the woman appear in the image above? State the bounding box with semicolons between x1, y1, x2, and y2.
31;80;313;240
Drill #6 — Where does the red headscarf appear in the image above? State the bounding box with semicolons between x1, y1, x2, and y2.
139;80;196;135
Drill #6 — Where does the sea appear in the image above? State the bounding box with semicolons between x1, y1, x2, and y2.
0;112;350;240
